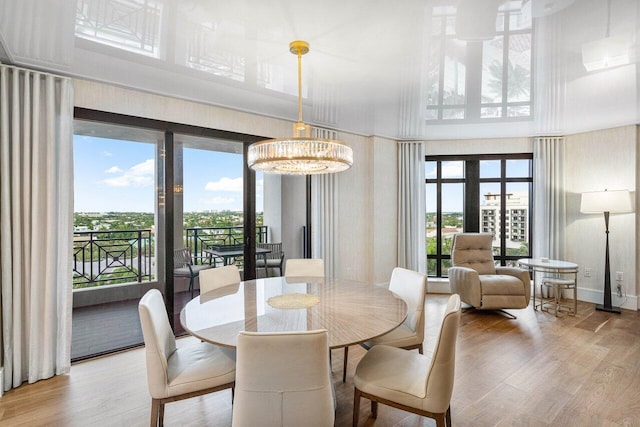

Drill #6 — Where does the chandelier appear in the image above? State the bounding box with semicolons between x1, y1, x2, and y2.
247;41;353;175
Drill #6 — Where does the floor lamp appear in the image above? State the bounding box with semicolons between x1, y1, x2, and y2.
580;189;633;313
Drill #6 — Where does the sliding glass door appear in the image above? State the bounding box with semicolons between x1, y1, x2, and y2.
72;120;164;360
72;109;263;359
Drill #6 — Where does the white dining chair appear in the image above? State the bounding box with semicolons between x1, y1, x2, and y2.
138;289;236;427
342;267;427;382
353;294;461;427
232;329;334;427
284;258;325;277
199;265;241;294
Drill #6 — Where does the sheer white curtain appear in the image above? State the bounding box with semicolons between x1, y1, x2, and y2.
397;141;426;273
311;128;338;277
0;65;74;391
533;136;566;259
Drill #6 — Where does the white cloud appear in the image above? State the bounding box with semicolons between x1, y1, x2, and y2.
205;177;243;192
105;166;123;174
101;150;113;157
442;162;463;177
103;158;154;187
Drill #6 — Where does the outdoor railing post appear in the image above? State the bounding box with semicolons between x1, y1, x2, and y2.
193;228;199;264
147;231;152;280
137;230;142;283
89;231;94;284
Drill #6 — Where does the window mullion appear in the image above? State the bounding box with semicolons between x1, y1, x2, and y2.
499;159;507;265
464;160;479;231
436;161;443;276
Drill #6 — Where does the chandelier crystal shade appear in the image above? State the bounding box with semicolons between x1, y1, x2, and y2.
247;41;353;175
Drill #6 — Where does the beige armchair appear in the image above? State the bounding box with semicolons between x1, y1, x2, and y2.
448;233;530;316
138;289;235;426
353;294;461;427
231;330;334;427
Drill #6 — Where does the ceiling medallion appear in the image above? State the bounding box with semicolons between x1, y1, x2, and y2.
247;40;353;175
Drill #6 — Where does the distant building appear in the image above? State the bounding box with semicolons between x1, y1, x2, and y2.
481;192;528;248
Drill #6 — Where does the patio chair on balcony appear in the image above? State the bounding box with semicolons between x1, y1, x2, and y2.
174;248;213;297
256;242;285;277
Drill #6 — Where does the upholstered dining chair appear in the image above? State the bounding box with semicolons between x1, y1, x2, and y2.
284;258;325;277
231;330;335;427
199;265;241;294
256;242;285;277
448;233;531;318
138;289;236;427
342;267;427;382
353;294;461;427
173;248;214;297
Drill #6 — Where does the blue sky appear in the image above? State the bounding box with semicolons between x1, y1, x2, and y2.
425;160;530;212
73;135;263;213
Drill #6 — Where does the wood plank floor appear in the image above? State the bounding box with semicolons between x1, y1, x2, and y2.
2;294;639;426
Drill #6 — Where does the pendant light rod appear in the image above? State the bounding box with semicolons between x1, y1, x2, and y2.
297;44;303;123
290;40;309;129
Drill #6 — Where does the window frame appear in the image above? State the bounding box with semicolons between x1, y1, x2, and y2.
425;153;533;277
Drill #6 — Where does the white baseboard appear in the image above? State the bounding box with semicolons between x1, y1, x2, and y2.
427;278;451;294
429;279;638;311
577;287;638;311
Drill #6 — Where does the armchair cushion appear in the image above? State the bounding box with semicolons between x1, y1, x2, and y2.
480;275;527;295
166;342;236;398
354;345;430;405
451;233;496;275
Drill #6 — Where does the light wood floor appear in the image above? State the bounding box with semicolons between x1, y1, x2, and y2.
1;295;639;426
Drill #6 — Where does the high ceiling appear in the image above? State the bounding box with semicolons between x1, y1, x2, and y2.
1;0;638;139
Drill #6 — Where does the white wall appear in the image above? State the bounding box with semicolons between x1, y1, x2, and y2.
73;79;293;139
263;174;282;242
565;125;638;310
371;136;398;284
281;176;306;261
424;137;532;154
334;132;375;281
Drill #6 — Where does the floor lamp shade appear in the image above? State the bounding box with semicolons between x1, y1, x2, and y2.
580;190;632;214
580;189;633;313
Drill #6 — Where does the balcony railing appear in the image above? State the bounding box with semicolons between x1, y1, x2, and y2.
186;226;268;264
73;229;153;288
73;226;268;288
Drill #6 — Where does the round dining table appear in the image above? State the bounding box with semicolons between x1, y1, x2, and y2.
180;276;408;350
